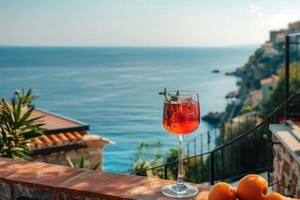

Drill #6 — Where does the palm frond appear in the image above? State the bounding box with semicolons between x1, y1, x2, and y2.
0;89;42;160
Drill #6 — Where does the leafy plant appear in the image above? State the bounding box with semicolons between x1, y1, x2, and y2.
67;155;101;170
261;62;300;117
241;105;254;114
132;141;210;182
0;89;44;159
131;140;164;175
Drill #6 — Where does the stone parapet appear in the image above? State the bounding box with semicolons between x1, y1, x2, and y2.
0;158;209;200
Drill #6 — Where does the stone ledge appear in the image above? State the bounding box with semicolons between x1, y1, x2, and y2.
270;123;300;164
0;158;209;200
270;123;300;198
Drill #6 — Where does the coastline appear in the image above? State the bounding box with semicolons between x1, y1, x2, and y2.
204;27;287;126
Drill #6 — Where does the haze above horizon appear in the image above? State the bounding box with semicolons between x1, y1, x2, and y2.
0;0;299;47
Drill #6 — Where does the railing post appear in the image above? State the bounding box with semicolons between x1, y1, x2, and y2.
210;150;215;185
285;35;290;121
164;165;167;180
201;134;203;154
207;130;211;152
194;137;196;156
221;148;224;181
266;128;271;186
214;128;217;149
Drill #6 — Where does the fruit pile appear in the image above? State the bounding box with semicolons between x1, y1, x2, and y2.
208;174;287;200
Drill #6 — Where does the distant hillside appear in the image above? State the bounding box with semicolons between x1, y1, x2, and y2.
236;42;285;97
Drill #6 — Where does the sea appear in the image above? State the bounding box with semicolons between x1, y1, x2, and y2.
0;46;256;173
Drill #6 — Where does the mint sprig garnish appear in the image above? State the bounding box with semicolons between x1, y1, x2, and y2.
159;88;170;102
159;88;180;102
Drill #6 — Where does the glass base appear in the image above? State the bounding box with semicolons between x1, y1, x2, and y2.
161;183;198;198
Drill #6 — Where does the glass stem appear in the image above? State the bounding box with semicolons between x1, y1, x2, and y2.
177;135;184;187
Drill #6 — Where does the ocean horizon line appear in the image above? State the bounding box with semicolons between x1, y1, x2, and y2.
0;43;261;49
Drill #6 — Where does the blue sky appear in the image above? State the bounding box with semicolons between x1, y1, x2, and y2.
0;0;299;47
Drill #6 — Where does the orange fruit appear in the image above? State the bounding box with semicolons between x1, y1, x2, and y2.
236;174;268;200
208;182;237;200
263;192;287;200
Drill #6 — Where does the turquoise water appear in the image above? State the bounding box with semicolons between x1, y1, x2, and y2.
0;47;255;173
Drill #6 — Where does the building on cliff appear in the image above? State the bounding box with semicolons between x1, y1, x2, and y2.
245;89;262;107
262;41;278;57
260;75;280;102
269;20;300;43
288;21;300;34
29;108;114;171
270;29;288;43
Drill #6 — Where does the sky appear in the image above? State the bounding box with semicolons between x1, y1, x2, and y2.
0;0;300;47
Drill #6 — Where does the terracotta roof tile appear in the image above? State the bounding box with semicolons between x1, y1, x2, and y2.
31;138;45;149
56;133;70;143
65;132;77;142
48;134;63;145
30;131;85;151
39;135;54;147
73;131;83;140
260;77;273;85
28;108;89;152
260;75;279;85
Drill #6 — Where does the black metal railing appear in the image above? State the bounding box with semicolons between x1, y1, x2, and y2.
285;33;300;120
185;128;219;157
134;91;300;185
184;117;256;158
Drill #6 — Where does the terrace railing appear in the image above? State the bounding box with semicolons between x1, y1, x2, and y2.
135;91;300;185
185;128;219;157
285;33;300;120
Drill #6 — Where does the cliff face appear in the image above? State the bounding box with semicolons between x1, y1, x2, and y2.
220;41;286;122
237;42;285;98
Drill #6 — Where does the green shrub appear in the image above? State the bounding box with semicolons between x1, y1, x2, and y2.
132;141;210;182
261;62;300;117
0;89;43;160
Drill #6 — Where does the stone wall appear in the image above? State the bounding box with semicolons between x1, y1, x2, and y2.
0;158;210;200
32;135;113;171
273;136;300;198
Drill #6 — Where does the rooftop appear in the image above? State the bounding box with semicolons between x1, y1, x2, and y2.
29;108;91;153
260;75;279;86
30;131;85;152
28;108;115;156
31;108;88;132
